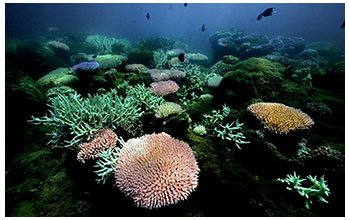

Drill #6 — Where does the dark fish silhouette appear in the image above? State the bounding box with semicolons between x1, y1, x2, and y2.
184;3;188;7
178;53;185;62
257;8;275;20
146;12;150;20
341;21;345;29
201;24;206;32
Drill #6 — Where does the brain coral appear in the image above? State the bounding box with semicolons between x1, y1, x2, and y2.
247;102;314;134
115;132;199;209
77;128;118;163
148;80;179;96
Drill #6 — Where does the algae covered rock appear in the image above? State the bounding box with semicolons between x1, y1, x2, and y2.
217;57;285;106
94;54;128;69
36;67;77;89
5;39;65;78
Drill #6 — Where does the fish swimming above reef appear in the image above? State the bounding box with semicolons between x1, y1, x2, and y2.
178;53;185;62
257;8;275;20
201;24;206;32
341;20;345;29
146;12;150;20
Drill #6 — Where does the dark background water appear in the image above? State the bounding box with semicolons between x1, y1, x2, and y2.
5;3;345;54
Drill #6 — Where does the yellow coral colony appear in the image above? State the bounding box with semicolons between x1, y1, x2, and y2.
247;102;314;134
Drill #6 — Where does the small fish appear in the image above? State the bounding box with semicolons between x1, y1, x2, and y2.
341;20;345;29
257;8;275;20
184;3;188;7
146;12;150;20
178;53;185;62
201;24;206;32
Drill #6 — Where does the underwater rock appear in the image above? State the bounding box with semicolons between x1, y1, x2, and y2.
148;80;179;96
148;68;186;82
36;67;77;89
210;61;236;76
5;39;65;79
47;40;70;51
217;57;285;106
297;49;319;62
222;55;240;65
125;64;149;74
94;54;128;69
126;49;154;67
207;75;223;88
210;28;306;61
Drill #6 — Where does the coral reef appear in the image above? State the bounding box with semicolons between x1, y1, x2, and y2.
94;54;128;69
155;102;183;118
125;64;149;74
148;80;179;96
115;132;199;209
148;68;186;82
247;102;314;134
86;35;131;54
72;62;99;72
36;67;77;89
28;89;143;149
47;40;70;51
77;128;118;163
277;172;330;209
138;37;175;51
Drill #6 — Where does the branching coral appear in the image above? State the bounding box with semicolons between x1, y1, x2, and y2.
77;128;118;163
86;35;131;54
126;83;165;111
28;89;143;150
277;172;331;209
153;49;168;69
94;142;122;184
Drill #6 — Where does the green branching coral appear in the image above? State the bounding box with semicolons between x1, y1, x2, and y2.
195;105;249;150
153;49;168;69
126;83;165;111
277;172;331;209
176;64;215;106
86;35;131;54
193;124;207;136
214;120;250;149
94;144;121;184
28;89;143;150
12;76;45;103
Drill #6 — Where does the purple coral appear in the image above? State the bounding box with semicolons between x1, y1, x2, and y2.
72;62;99;72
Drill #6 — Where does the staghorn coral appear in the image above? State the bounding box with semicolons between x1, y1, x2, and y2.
28;89;143;149
247;102;314;134
115;132;199;209
77;128;118;163
148;80;179;96
155;102;183;118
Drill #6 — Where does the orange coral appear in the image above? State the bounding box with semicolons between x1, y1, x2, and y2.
115;132;199;209
77;128;118;163
247;102;314;134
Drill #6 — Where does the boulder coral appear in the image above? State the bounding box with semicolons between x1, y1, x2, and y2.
115;132;199;209
148;80;179;96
